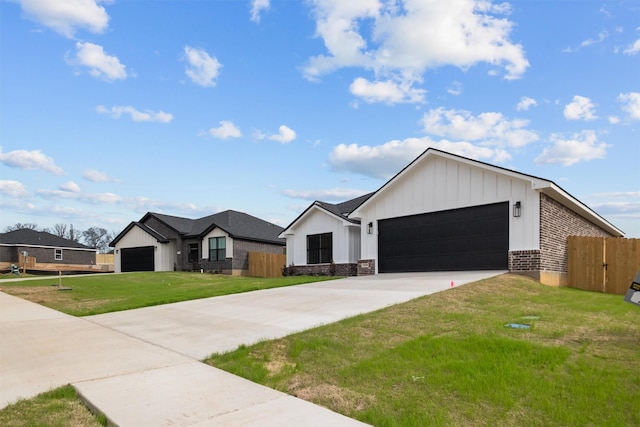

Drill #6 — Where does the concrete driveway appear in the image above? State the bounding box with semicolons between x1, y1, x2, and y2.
1;270;503;425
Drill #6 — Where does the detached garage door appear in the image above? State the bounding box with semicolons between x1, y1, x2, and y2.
378;202;509;272
121;246;155;272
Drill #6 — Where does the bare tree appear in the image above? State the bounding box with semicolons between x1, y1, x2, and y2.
68;224;80;243
52;223;68;237
82;227;113;253
5;223;38;232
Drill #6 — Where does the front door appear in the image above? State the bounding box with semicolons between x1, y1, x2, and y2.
188;244;199;263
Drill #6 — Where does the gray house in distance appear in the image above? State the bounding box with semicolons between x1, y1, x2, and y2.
0;228;96;269
111;210;285;274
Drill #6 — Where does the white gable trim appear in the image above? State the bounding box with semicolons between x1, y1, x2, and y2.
279;203;358;238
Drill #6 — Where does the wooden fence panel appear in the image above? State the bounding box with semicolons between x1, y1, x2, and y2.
248;252;286;278
568;236;605;293
606;238;640;295
568;236;640;295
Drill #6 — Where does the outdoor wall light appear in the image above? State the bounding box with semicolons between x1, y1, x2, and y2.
367;222;373;234
513;201;522;218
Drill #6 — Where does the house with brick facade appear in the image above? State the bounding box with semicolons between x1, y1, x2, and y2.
280;148;624;286
111;210;285;274
0;228;96;270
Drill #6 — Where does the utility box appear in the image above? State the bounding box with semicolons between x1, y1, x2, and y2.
624;270;640;307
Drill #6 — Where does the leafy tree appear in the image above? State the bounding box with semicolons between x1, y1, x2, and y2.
5;223;38;232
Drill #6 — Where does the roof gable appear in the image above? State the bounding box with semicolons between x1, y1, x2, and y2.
279;193;374;237
0;229;93;250
348;148;623;237
115;210;285;246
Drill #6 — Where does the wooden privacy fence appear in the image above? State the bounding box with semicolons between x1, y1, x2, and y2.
248;252;286;278
568;236;640;295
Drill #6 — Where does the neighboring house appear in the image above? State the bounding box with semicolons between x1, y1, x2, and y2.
0;228;96;268
279;193;373;276
280;148;624;286
111;210;285;274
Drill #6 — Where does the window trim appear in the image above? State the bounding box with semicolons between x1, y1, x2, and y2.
208;236;226;261
306;232;332;264
54;248;63;261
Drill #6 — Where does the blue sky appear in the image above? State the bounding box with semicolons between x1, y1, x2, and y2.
1;0;638;238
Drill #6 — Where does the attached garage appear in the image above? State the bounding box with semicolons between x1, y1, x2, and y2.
120;246;154;272
378;202;509;272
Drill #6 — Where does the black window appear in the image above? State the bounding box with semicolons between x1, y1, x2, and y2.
209;237;226;261
188;244;199;263
54;249;63;261
307;233;332;264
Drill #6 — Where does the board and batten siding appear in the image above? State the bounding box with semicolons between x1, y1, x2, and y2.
201;229;233;260
358;156;541;266
285;207;359;266
114;225;176;272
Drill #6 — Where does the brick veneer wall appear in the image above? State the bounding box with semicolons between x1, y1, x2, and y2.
539;193;613;273
509;250;541;272
357;259;376;276
292;263;358;276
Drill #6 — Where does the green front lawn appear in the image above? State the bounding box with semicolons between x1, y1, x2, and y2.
0;272;338;316
206;274;640;426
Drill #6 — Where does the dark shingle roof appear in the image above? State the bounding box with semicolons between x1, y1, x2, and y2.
132;210;285;245
316;192;374;223
0;229;93;249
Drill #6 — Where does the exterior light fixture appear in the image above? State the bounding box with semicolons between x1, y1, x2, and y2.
513;201;521;218
367;222;373;234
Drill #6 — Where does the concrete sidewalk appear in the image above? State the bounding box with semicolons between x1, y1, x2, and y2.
1;271;503;425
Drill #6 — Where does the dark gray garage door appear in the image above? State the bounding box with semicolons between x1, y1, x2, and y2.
121;246;155;272
378;202;509;272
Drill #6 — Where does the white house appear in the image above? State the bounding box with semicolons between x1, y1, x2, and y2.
280;148;623;286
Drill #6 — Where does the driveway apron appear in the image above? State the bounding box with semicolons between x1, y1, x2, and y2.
1;271;502;425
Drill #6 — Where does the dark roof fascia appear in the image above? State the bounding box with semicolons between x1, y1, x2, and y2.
279;193;373;237
110;222;170;247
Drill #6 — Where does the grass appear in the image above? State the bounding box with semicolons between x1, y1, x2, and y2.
0;272;339;316
205;274;640;426
0;385;105;427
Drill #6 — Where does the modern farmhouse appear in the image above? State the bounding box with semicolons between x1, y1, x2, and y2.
279;148;624;286
111;210;285;274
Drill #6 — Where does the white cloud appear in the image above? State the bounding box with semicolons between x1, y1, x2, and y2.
535;130;610;166
349;77;426;104
282;188;370;201
580;31;608;48
447;81;462;96
207;121;242;139
516;96;538;111
250;0;270;23
421;107;538;148
303;0;528;103
59;181;80;192
0;180;29;198
37;188;123;204
83;169;120;182
68;42;127;81
268;125;297;144
623;39;640;55
563;95;597;121
16;0;109;38
619;92;640;120
608;116;621;124
328;137;508;180
0;147;64;175
96;105;173;123
184;46;222;87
